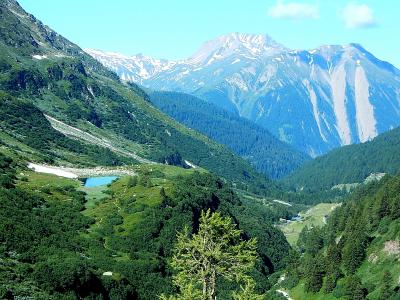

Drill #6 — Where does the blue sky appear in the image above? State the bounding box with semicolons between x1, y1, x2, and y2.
18;0;399;67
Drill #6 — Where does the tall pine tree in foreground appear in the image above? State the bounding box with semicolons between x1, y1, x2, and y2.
161;210;264;300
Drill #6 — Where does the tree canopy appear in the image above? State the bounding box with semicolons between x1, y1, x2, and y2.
162;210;264;300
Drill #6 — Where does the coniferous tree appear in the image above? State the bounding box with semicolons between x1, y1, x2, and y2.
282;249;301;289
378;271;394;300
139;173;152;187
344;275;366;300
161;210;262;300
324;242;342;292
342;230;368;274
127;176;138;188
160;187;167;199
304;254;325;293
297;226;324;255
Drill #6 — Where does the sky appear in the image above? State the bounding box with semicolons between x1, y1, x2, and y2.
18;0;400;67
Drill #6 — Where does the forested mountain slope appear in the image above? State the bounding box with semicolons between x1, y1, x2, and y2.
0;0;270;188
283;127;400;192
149;91;309;179
282;174;400;299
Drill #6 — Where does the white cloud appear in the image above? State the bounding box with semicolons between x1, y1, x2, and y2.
268;1;319;20
342;3;377;29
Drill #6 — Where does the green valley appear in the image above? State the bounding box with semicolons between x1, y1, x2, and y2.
1;0;400;299
279;203;341;246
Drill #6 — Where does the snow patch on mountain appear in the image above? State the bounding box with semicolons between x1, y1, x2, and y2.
28;163;78;178
331;65;351;145
184;160;197;169
32;54;47;60
354;66;377;142
304;80;327;142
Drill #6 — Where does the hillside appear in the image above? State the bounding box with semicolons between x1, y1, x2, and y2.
149;91;309;179
0;92;138;167
280;174;400;299
282;127;400;193
0;152;292;299
0;0;271;188
86;33;400;156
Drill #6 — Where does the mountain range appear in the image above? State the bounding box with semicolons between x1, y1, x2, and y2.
86;33;400;156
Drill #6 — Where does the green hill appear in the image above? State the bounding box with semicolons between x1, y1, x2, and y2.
282;127;400;193
149;91;309;179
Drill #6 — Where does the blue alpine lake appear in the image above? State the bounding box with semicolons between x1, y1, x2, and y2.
83;176;118;187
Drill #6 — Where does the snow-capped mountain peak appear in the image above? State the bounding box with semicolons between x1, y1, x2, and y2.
84;48;177;82
86;34;400;157
188;33;284;65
